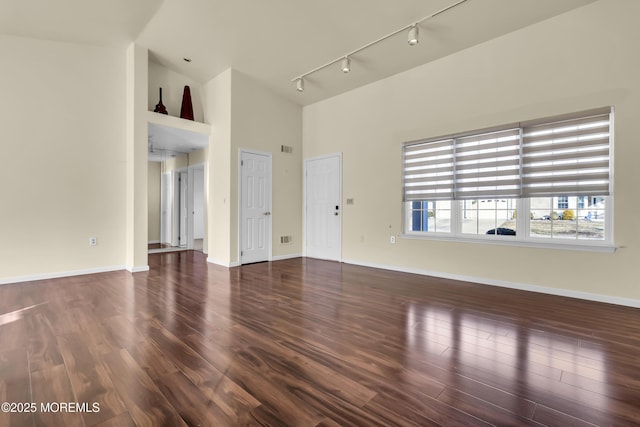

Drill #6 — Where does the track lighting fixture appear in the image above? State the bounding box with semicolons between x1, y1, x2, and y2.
341;57;351;73
408;25;419;46
291;0;468;92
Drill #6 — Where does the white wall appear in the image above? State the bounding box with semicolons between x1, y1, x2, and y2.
0;35;127;280
205;69;232;265
231;71;303;261
204;69;302;265
303;0;640;303
125;43;149;272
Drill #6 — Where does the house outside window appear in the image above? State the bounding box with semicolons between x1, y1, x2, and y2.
557;196;569;210
403;108;613;248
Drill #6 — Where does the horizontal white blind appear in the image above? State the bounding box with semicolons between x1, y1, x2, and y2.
403;109;612;202
403;139;454;201
522;112;611;197
454;128;521;200
403;129;520;201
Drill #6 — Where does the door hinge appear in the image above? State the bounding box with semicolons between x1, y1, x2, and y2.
241;160;244;166
241;250;243;256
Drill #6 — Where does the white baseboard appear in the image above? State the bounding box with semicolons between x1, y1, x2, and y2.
209;254;300;267
207;254;302;268
342;258;640;309
148;240;160;244
0;265;126;286
6;256;634;308
207;257;239;268
271;253;303;261
148;247;189;254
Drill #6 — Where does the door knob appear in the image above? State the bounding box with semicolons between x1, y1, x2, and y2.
264;211;271;216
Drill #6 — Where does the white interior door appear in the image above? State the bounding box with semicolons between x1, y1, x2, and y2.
305;154;341;261
240;151;272;264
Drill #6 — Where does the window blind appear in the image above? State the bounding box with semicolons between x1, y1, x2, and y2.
521;112;611;197
403;139;454;201
403;128;520;201
403;108;613;201
454;128;521;199
403;108;612;202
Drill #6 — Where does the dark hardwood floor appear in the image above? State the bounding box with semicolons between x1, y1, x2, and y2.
1;251;640;426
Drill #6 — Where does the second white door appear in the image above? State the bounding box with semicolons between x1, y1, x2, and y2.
305;154;341;261
240;151;272;264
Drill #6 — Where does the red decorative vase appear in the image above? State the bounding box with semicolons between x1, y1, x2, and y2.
180;85;194;121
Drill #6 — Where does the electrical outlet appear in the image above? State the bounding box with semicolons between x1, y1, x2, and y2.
89;237;97;246
390;236;396;244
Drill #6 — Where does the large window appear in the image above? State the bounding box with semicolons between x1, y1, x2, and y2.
403;108;613;248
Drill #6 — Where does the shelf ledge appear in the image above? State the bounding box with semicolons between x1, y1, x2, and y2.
146;110;211;135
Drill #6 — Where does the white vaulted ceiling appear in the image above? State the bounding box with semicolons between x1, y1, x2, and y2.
0;0;597;107
0;0;164;47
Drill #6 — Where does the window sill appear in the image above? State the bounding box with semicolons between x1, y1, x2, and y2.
401;233;617;253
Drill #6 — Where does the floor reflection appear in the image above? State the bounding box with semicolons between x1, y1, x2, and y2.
404;301;609;415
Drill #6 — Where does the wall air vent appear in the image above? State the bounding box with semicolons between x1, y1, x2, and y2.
281;145;293;154
280;236;292;244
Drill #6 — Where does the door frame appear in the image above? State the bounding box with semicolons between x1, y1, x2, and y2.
303;152;343;261
188;163;206;250
238;149;273;265
187;163;207;250
160;171;170;246
172;168;188;247
161;165;205;251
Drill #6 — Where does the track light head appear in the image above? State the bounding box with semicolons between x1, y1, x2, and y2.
296;78;304;92
408;24;419;46
341;57;351;73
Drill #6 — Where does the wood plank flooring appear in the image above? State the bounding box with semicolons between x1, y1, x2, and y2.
1;251;640;426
